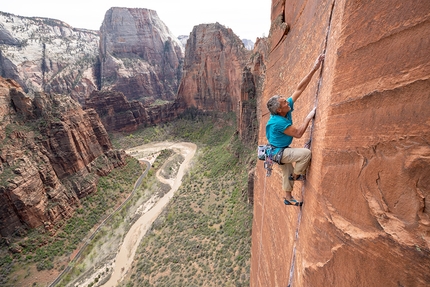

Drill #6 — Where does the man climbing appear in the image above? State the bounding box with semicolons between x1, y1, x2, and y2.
265;54;324;206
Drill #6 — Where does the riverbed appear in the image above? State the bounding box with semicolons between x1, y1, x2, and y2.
71;142;196;287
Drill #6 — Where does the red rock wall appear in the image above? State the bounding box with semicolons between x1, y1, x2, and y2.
251;0;430;286
86;90;149;132
238;38;269;144
85;90;179;132
99;7;183;103
176;23;249;113
0;78;127;237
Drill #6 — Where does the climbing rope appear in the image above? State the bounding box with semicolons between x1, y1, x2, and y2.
256;172;268;284
257;163;295;285
288;1;337;286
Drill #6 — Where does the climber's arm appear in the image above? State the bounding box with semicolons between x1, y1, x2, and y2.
291;54;325;103
283;108;316;138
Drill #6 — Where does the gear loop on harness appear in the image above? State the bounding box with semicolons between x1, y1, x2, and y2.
258;144;288;177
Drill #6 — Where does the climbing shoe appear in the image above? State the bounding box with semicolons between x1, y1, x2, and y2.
288;174;306;181
284;198;303;206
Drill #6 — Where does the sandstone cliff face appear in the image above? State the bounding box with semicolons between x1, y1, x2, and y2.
86;90;178;133
0;77;126;237
238;37;268;144
99;7;184;103
0;12;99;104
239;38;268;206
86;90;149;132
176;23;249;113
252;1;430;286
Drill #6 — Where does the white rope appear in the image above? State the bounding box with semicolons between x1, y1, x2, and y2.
256;172;268;285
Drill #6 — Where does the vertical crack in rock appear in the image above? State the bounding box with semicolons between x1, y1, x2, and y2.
357;154;368;177
287;207;303;287
375;171;389;213
417;184;426;213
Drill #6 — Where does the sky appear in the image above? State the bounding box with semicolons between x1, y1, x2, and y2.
1;0;271;41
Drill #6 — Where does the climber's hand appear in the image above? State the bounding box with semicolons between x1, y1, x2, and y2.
307;107;316;119
313;54;325;71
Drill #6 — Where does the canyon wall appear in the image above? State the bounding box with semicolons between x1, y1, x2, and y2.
0;77;127;237
0;9;259;134
0;8;188;132
176;23;249;113
99;7;184;103
252;0;430;286
86;90;150;132
0;5;267;242
0;8;184;108
0;12;99;104
238;37;269;144
85;90;178;132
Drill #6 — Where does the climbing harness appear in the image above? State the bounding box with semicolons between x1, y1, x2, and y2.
257;144;287;177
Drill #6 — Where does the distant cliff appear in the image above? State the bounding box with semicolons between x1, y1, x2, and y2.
99;7;184;103
0;8;184;107
85;90;178;132
0;12;99;104
0;10;265;135
176;23;249;113
238;37;268;144
252;0;430;286
0;77;127;237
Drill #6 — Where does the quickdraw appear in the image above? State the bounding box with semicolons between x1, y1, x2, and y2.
264;155;274;177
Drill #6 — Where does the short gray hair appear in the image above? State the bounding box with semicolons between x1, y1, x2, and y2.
267;95;281;115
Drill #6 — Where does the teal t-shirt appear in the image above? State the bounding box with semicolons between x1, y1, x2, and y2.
266;97;294;148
